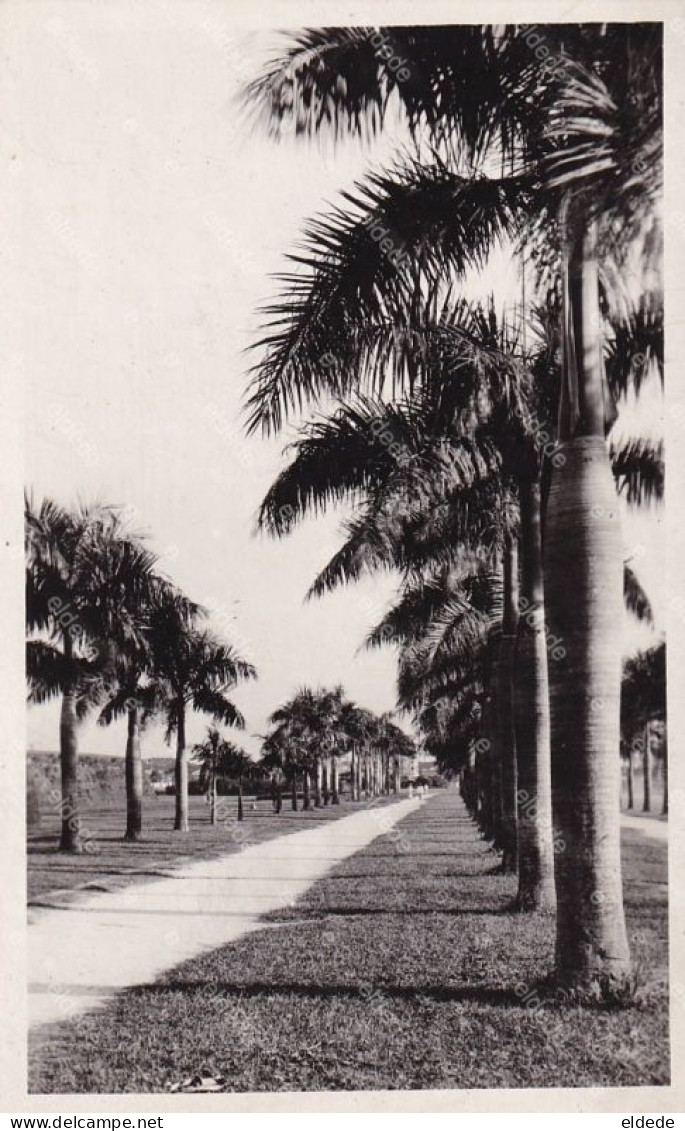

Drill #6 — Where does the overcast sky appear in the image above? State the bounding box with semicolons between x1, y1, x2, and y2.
14;5;663;759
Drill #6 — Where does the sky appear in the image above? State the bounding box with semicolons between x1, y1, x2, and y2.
13;5;663;759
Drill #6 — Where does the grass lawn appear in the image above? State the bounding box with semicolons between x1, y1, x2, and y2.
29;790;669;1093
28;791;389;904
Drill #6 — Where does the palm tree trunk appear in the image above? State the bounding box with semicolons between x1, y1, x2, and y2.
662;735;668;815
303;770;311;809
482;677;502;847
393;756;400;795
544;201;631;994
331;754;339;804
322;761;330;805
315;757;322;807
497;538;519;873
237;776;244;822
124;704;144;841
291;772;298;811
642;724;651;812
478;741;493;839
209;761;217;826
515;480;556;910
470;746;481;818
626;748;634;810
350;747;356;801
59;657;82;853
174;702;189;832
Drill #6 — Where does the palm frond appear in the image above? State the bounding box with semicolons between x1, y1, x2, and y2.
25;640;71;704
611;437;663;505
191;688;245;730
604;290;663;400
623;563;653;625
243;26;550;165
245;161;529;435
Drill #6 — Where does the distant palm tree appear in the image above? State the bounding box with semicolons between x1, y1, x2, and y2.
225;743;256;822
192;726;228;825
268;686;342;808
149;599;256;832
25;495;157;852
193;729;255;823
259;725;294;812
621;642;666;817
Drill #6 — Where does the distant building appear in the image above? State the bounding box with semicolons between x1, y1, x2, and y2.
409;750;437;779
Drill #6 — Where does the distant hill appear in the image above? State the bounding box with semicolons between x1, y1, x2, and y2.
26;750;184;829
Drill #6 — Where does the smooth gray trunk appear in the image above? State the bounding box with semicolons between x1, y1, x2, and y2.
497;538;519;873
515;481;556;910
174;702;189;832
59;679;82;853
545;201;631;993
642;724;651;812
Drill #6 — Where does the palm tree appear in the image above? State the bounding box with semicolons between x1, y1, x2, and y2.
336;700;373;801
621;641;666;816
225;742;255;821
96;571;197;841
257;294;657;876
149;598;256;832
97;647;157;841
244;23;662;995
25;496;158;852
260;718;307;811
268;686;344;809
370;712;416;795
255;357;523;864
192;726;228;825
194;730;255;823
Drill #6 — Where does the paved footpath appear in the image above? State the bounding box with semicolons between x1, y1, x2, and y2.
28;796;420;1031
621;811;668;842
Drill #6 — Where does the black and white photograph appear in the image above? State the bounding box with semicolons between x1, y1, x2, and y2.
2;0;680;1113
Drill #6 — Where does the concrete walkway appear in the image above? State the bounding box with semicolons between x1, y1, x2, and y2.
621;810;668;842
28;797;420;1031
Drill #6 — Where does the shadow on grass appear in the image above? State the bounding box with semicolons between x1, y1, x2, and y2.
130;978;526;1008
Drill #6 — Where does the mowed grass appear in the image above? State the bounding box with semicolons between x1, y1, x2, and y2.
28;791;384;904
29;791;669;1093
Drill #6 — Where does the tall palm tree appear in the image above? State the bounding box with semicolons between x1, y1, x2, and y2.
25;496;157;852
244;23;662;995
96;572;198;841
257;297;657;872
149;598;256;832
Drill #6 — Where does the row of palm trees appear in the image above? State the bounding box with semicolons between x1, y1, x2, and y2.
191;728;255;823
188;689;416;825
25;495;256;849
259;686;417;809
242;24;664;998
621;641;667;815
